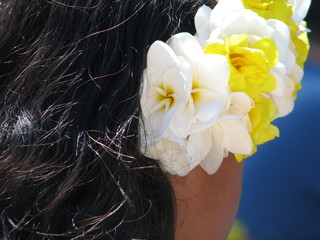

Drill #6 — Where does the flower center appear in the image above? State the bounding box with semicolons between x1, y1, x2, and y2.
191;79;202;105
156;84;176;112
204;34;278;100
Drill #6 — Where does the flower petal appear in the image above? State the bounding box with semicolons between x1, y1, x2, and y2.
147;41;182;86
219;10;267;38
192;54;230;94
219;119;253;154
290;64;304;84
144;140;192;176
210;0;245;30
200;126;225;174
270;66;286;97
168;33;204;61
195;5;212;40
169;106;194;138
189;89;224;134
291;0;311;23
186;130;213;171
266;19;290;64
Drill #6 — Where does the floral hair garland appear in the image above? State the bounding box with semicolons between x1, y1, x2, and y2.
140;0;311;176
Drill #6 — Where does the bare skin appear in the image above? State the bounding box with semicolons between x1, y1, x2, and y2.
168;154;244;240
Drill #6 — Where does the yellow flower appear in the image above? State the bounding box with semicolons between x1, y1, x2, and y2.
293;82;302;100
249;98;279;144
241;0;293;24
293;23;310;68
205;34;278;101
241;0;310;68
205;34;280;162
235;97;279;161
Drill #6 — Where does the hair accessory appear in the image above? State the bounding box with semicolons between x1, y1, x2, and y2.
140;0;311;176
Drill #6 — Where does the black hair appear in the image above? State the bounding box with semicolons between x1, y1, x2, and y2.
0;0;214;239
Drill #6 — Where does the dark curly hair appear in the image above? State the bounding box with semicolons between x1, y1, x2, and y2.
0;0;214;239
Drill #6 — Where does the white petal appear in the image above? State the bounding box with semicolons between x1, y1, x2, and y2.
283;49;296;75
219;119;252;154
146;68;190;138
155;68;190;128
145;140;192;176
161;129;185;145
140;71;149;107
228;92;252;116
163;68;191;97
192;54;230;94
194;90;224;122
270;66;286;97
147;41;181;86
195;5;212;40
147;108;172;138
186;130;213;171
219;10;267;38
189;89;224;134
290;64;304;84
210;0;245;30
195;35;208;48
200;125;225;174
266;19;290;62
292;0;311;23
168;33;204;61
272;76;295;117
273;89;295;117
170;106;194;138
178;56;193;83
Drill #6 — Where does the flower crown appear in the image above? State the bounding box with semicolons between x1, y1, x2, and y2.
140;0;311;176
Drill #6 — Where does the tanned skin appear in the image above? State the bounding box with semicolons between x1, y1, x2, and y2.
168;154;244;240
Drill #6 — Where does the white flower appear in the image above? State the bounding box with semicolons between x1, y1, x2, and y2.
194;5;212;45
141;40;192;143
168;33;230;135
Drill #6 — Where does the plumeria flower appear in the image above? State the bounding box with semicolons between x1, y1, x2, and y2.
140;40;192;144
167;33;230;135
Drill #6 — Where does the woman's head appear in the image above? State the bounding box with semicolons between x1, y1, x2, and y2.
0;0;213;239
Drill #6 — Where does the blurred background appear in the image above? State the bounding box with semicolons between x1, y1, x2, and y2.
228;1;320;239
